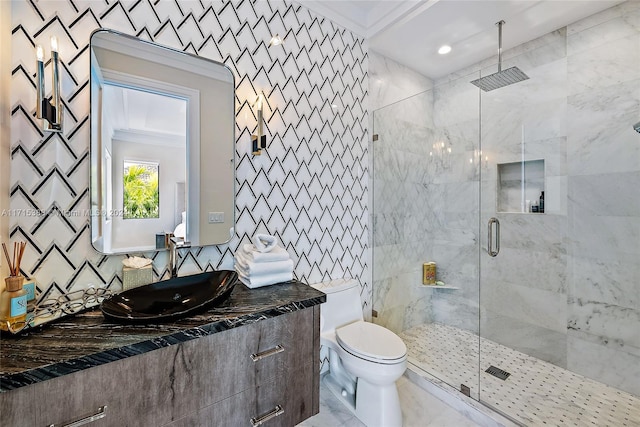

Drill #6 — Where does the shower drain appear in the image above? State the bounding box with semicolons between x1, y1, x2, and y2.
485;365;511;380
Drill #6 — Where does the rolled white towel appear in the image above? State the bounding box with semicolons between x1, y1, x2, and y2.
241;244;290;263
235;253;294;276
253;234;277;253
236;270;293;289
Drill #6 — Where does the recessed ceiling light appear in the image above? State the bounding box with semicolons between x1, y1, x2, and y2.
438;45;452;55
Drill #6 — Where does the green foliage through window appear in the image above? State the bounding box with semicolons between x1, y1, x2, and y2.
123;161;159;219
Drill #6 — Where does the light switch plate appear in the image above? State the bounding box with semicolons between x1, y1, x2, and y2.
208;212;224;223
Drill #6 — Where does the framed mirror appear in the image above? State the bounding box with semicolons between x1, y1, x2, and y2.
90;29;235;254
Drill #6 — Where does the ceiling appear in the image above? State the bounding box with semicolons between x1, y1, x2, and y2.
296;0;623;79
104;85;186;146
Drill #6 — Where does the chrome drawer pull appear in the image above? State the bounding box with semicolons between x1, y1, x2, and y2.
250;344;284;362
250;405;284;426
49;405;107;427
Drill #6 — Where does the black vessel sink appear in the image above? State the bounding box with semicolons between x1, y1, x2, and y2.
100;270;238;323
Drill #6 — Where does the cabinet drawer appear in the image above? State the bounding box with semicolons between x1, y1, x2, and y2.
165;362;316;427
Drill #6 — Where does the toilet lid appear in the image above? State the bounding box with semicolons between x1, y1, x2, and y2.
336;321;407;362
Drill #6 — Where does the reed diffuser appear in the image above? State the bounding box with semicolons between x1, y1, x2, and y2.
1;241;28;332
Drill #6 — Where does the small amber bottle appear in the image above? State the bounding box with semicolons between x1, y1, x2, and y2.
0;276;28;332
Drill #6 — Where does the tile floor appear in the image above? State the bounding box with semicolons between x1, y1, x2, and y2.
297;375;480;427
401;323;640;427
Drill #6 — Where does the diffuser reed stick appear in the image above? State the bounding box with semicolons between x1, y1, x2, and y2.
2;241;27;277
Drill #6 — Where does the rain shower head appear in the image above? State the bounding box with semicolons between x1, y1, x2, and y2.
634;121;640;133
471;21;529;92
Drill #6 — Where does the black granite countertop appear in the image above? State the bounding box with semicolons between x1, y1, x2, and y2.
0;280;325;392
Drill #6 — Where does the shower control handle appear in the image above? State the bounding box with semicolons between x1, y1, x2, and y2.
488;217;500;257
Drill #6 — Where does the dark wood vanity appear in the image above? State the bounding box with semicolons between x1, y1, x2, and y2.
0;281;324;427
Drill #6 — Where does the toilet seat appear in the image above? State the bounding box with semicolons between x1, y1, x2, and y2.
336;321;407;364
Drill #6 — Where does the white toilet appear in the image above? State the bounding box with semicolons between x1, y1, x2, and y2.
310;279;407;427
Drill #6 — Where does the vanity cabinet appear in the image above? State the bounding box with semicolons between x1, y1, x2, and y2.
0;306;320;427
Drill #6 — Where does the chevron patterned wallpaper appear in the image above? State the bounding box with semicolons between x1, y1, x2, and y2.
9;0;369;315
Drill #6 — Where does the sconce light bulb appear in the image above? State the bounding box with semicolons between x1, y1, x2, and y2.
441;142;445;148
429;152;433;157
36;45;44;61
447;147;452;153
50;36;58;52
255;94;264;110
269;34;284;46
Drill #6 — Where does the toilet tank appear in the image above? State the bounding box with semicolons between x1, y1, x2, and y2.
310;279;363;333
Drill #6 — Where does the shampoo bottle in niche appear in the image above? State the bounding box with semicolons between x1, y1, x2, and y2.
539;191;544;213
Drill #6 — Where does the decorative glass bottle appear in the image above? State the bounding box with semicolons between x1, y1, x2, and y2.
0;275;27;332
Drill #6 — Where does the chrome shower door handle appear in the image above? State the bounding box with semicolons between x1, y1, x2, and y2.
488;217;500;257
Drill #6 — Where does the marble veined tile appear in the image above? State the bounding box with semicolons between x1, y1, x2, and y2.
569;212;640;259
568;0;640;36
482;280;567;334
568;253;640;310
480;313;568;368
568;4;640;55
568;296;640;351
369;50;433;111
567;334;640;397
433;77;480;127
480;59;567;120
480;246;567;294
568;171;640;217
567;78;640;176
568;33;640;96
487;212;567;256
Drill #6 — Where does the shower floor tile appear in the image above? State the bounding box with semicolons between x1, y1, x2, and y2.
400;323;640;427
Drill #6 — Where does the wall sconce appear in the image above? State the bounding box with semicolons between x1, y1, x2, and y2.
36;36;63;132
252;94;266;155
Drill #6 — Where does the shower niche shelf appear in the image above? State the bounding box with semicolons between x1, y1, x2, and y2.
419;284;459;290
497;159;545;213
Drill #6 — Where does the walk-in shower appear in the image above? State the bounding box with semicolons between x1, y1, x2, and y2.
372;3;640;425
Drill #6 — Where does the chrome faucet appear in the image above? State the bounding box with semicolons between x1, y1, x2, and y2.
168;236;190;278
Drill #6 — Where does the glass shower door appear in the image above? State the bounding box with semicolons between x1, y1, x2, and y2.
477;37;570;417
372;71;482;399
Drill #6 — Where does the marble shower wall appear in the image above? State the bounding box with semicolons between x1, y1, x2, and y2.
564;1;640;396
9;1;370;314
372;1;640;396
369;54;437;333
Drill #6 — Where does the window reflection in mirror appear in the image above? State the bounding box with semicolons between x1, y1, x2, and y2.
96;78;188;252
123;161;160;220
